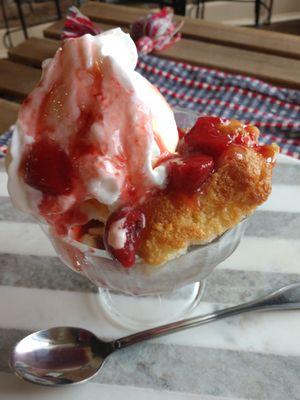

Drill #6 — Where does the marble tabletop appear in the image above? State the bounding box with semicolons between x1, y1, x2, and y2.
1;153;300;400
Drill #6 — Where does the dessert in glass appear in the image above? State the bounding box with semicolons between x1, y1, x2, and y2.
6;29;279;328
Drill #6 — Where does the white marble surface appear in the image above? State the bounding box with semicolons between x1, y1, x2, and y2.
0;154;300;400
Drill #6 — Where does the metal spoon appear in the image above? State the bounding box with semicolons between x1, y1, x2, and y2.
9;282;300;386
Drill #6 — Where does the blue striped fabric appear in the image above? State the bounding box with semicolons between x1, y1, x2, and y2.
137;55;300;158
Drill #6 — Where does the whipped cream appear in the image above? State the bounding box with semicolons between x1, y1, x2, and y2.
107;217;127;250
7;29;179;230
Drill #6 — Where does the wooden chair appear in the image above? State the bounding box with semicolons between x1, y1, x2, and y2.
196;0;274;27
0;99;19;133
0;0;62;45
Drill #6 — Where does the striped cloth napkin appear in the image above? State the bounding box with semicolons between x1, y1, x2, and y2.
137;55;300;159
1;154;300;399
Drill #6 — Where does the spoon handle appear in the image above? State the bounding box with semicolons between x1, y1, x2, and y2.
114;282;300;349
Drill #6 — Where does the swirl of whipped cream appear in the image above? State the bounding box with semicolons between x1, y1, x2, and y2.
7;29;178;229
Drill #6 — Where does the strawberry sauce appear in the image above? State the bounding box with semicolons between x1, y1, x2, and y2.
14;35;277;268
22;138;73;196
17;33;178;239
166;154;214;194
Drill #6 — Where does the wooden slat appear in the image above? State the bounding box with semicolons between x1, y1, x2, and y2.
43;19;125;40
181;20;300;60
158;39;300;89
7;36;300;89
81;2;144;26
43;20;64;40
0;60;40;99
79;2;300;60
0;99;19;133
8;37;59;67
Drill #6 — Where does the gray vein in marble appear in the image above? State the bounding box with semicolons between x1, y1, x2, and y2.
1;253;300;306
204;268;300;304
0;329;29;373
97;342;300;400
0;254;96;292
0;329;299;400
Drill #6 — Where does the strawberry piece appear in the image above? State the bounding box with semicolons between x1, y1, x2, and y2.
104;207;146;268
255;144;278;164
22;139;73;196
177;127;186;139
167;154;214;193
179;116;259;159
179;116;230;158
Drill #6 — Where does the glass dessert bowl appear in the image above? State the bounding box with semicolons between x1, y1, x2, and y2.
6;31;278;330
45;219;247;328
41;109;248;329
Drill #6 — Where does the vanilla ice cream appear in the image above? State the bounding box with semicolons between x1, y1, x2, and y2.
7;28;178;235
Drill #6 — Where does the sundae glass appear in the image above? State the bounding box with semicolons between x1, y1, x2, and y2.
44;109;248;328
6;30;278;328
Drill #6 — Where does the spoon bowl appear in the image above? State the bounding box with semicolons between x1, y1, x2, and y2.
9;327;113;386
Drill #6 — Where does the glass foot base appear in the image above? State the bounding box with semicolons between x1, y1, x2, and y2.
98;281;205;330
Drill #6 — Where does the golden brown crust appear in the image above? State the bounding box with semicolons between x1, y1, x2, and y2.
138;144;277;266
